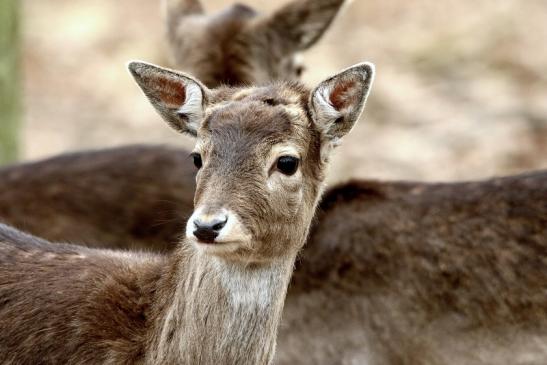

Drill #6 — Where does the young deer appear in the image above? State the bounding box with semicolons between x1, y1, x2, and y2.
0;0;349;248
2;1;544;362
164;0;347;86
0;61;375;363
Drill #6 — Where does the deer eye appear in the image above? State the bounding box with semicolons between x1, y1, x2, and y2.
190;153;202;169
276;156;299;176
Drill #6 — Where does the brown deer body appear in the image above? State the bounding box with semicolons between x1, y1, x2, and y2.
279;171;547;364
0;145;195;251
0;61;375;363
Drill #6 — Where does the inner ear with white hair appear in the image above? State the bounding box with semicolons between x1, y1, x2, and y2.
309;62;375;148
127;61;210;136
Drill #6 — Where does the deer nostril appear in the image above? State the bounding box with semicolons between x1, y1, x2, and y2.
193;216;228;243
212;219;227;231
193;227;219;243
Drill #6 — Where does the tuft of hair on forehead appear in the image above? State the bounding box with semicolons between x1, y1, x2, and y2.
207;80;311;108
201;81;312;136
190;81;316;155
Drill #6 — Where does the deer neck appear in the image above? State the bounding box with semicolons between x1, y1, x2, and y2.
146;242;298;365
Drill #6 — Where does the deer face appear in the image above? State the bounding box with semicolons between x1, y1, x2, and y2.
166;0;348;87
129;60;374;262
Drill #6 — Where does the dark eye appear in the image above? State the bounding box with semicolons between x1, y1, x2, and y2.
191;153;202;169
276;156;299;176
295;65;305;77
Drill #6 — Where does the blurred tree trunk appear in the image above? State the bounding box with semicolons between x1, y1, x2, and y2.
0;0;21;164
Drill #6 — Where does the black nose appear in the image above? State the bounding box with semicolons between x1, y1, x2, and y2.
193;216;228;243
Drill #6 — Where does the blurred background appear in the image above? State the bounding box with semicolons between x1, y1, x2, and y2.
1;0;547;183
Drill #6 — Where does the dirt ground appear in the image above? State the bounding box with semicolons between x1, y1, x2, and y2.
20;0;547;183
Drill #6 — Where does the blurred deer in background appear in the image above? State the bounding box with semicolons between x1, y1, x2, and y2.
0;145;194;250
278;171;547;364
0;60;375;364
164;0;347;86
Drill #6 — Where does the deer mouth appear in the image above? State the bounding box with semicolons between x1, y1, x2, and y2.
193;228;221;244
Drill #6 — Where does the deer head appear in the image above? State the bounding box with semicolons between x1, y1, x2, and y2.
128;60;374;263
164;0;348;87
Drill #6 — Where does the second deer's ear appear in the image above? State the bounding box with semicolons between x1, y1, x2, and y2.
310;62;375;141
251;0;347;54
128;61;209;137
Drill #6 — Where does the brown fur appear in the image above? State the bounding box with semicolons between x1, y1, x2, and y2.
2;149;546;363
0;62;374;363
164;0;347;87
0;145;194;251
0;225;160;364
278;171;547;364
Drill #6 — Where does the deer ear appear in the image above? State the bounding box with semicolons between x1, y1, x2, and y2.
310;62;375;141
164;0;204;44
128;61;209;137
250;0;347;54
